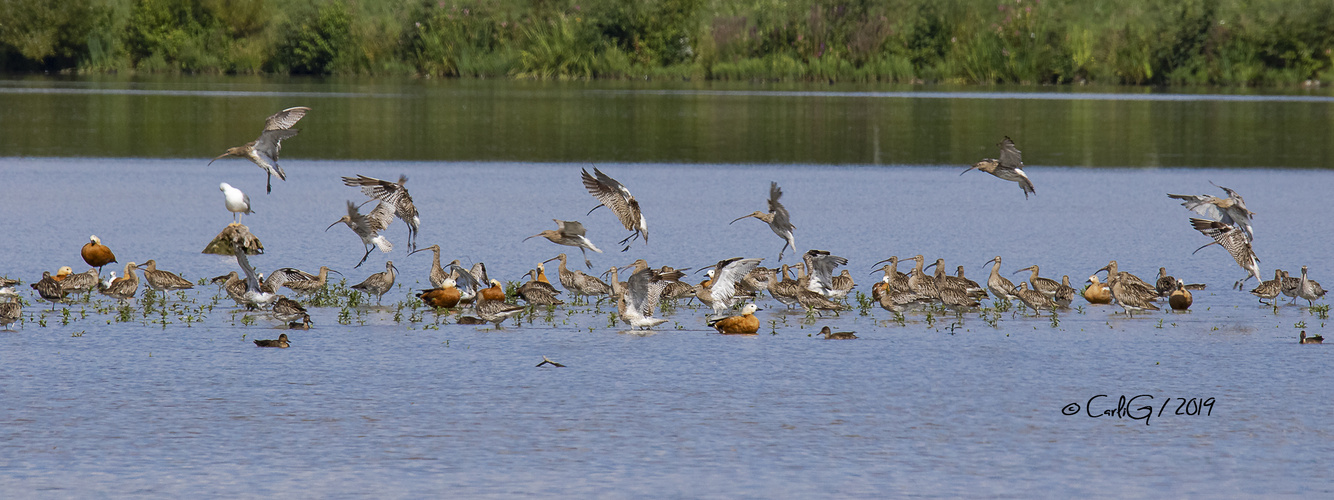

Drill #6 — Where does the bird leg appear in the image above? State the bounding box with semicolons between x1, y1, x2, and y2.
356;244;373;269
778;241;790;262
266;171;273;194
579;247;592;269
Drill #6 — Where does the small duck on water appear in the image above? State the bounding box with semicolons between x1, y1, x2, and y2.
254;333;290;348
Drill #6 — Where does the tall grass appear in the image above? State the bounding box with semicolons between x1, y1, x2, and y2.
1;0;1330;86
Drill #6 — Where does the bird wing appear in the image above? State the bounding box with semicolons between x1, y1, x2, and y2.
1190;218;1257;268
449;264;483;292
1168;194;1232;225
804;251;848;292
344;200;371;232
254;128;300;162
555;219;587;237
582;168;638;230
234;250;263;293
366;201;395;233
768;181;793;230
710;258;763;307
470;262;489;285
264;107;310;131
343;175;411;205
998;137;1023;169
270;267;318;284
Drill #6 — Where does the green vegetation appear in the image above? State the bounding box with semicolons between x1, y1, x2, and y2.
2;0;1332;86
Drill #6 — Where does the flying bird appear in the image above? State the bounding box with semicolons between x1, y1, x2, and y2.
342;175;420;252
581;167;647;251
524;219;603;268
1189;218;1262;289
210;106;310;193
327;200;393;268
1168;182;1255;241
962;136;1035;199
731;181;797;261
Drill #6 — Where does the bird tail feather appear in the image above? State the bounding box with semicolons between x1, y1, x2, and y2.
372;236;392;253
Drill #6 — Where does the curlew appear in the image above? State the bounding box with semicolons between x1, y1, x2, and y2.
351;261;398;305
1188;218;1262;289
962;136;1035;198
473;284;526;327
99;262;140;302
524;219;603;268
30;271;67;310
544;253;611;303
983;256;1019;300
581;167;647;251
925;259;980;311
140;260;194;292
219;182;254;223
58;269;100;295
342;174;420;252
1168;279;1192;311
254;333;290;348
272;297;312;328
1296;266;1327;307
1096;260;1157;297
1013;265;1061;297
0;295;20;330
709;303;761;334
267;266;341;296
518;270;564;306
730;181;797;261
612;266;683;329
81;235;117;275
819;326;857;339
327;200;393;268
1107;274;1160;317
210;106;309;193
1168;182;1255;241
1249;269;1284;304
407;244;450;289
1015;282;1057;312
1054;276;1077;308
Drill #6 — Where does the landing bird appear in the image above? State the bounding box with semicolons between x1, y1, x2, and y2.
581;167;647;251
1168;182;1255;241
219;183;254;223
524;219;603;268
327;200;393;268
81;235;117;275
962;136;1035;198
342;175;420;252
614;266;683;329
1188;218;1262;289
210;106;309;193
730;181;796;261
234;248;278;310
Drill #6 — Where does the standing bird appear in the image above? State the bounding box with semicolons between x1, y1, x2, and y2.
962;136;1035;199
418;278;463;309
1188;218;1262;289
58;269;100;296
1084;275;1113;305
272;297;312;328
140;260;195;292
473;285;526;327
524;219;603;269
1168;182;1255;241
407;244;451;289
351;261;398;305
30;271;68;310
1169;279;1193;311
983;256;1019;300
327;200;393;268
1297;266;1327;307
210;106;310;194
99;262;141;302
1015;282;1058;312
219;183;254;224
730;181;797;261
709;303;762;335
581;167;647;251
1249;269;1284;305
81;235;117;275
267;267;341;296
0;295;20;330
342;175;420;252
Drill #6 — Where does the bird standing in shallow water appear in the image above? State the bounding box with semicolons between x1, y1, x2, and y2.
219;183;254;223
962;136;1035;199
1083;275;1112;305
581;168;647;251
524;219;603;269
141;260;194;292
731;181;797;261
81;235;117;275
1169;279;1193;311
351;261;398;305
210;106;309;194
0;295;20;330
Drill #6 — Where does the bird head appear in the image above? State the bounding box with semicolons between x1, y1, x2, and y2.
325;216;352;232
209;147;246;165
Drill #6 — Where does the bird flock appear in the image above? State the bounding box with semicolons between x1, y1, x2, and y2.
0;110;1326;345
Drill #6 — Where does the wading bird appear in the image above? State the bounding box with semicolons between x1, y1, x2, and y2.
582;168;647;251
141;260;194;292
730;181;797;261
0;295;20;330
99;262;141;302
81;235;117;275
210;106;309;193
1169;279;1193;311
342;175;420;252
1169;182;1254;241
30;271;67;309
219;183;253;223
962;136;1035;199
351;261;398;305
327;200;393;268
524;219;602;268
473;285;526;327
272;297;312;329
267;267;342;296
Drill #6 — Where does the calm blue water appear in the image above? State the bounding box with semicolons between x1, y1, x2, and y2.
1;158;1331;497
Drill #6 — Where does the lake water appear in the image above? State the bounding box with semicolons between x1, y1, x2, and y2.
1;77;1332;497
